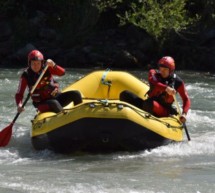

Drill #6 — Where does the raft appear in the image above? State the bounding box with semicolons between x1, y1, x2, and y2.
31;70;183;153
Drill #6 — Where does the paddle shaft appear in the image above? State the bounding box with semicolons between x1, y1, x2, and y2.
12;65;49;125
173;95;191;141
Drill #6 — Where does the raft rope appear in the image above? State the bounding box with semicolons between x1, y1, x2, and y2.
128;105;183;129
101;68;112;99
99;99;109;106
34;101;182;130
87;101;183;129
101;68;111;86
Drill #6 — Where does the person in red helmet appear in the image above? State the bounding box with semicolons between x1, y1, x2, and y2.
120;56;191;123
15;50;82;113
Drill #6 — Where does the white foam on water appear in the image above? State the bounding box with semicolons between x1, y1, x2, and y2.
116;130;215;160
186;83;215;97
115;103;215;161
0;123;58;165
1;106;214;165
0;70;215;193
187;109;215;132
0;149;19;164
0;181;165;193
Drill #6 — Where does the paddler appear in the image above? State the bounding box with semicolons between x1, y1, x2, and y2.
15;50;82;113
120;56;191;123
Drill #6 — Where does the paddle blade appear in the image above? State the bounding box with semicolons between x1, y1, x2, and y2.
0;123;13;147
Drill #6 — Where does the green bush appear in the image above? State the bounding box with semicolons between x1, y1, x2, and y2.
118;0;196;42
93;0;122;12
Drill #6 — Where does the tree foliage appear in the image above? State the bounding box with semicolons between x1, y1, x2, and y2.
93;0;122;12
118;0;196;41
1;0;214;39
1;0;215;70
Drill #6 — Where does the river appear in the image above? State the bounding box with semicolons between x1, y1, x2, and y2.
0;68;215;193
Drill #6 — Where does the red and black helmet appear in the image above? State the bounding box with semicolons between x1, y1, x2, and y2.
28;50;44;65
158;56;175;73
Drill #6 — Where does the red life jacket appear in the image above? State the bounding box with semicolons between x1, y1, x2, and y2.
22;67;59;102
147;72;182;107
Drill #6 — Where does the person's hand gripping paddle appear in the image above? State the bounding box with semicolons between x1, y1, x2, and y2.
173;95;191;141
0;65;49;147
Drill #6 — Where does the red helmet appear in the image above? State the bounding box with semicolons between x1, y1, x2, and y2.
158;56;175;72
28;50;44;65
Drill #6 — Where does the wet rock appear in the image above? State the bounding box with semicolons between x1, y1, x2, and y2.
0;22;12;41
0;38;13;56
132;50;148;67
126;25;147;42
61;49;88;67
11;43;36;64
29;10;46;27
88;53;106;65
200;28;215;47
82;46;93;54
44;48;62;59
38;28;57;41
113;50;138;68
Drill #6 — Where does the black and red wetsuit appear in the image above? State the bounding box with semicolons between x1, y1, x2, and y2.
15;65;82;113
16;65;65;105
120;69;191;117
147;69;191;117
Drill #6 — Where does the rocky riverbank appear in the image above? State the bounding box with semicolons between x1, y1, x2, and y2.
0;5;215;72
0;16;155;70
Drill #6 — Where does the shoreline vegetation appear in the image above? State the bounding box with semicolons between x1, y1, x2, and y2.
0;0;215;72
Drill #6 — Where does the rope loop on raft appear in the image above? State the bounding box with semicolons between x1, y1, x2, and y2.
101;68;112;86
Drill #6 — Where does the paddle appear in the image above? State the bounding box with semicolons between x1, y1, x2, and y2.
0;65;49;147
173;95;191;141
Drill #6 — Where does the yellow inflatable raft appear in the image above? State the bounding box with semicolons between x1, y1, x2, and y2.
31;70;183;153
